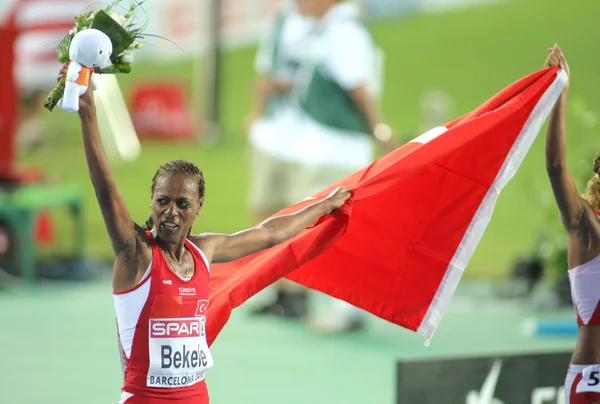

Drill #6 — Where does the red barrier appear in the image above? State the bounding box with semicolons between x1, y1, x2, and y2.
130;82;197;141
0;25;18;181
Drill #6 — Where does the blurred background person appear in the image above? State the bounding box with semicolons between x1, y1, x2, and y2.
245;0;316;318
250;0;398;334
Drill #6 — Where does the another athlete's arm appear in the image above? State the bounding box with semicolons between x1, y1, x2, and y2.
192;187;352;263
544;46;580;231
62;64;149;288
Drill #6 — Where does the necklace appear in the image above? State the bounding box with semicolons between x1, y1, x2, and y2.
161;248;190;278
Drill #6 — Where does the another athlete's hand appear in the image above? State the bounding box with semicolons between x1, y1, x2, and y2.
544;44;570;90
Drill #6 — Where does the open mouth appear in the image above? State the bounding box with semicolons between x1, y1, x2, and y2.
160;222;179;231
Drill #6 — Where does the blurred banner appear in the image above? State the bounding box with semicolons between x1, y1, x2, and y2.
120;0;506;59
135;0;279;59
396;351;570;404
3;0;96;91
361;0;506;20
0;0;508;144
0;0;508;60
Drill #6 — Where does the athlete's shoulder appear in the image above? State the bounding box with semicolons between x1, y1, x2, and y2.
186;236;211;271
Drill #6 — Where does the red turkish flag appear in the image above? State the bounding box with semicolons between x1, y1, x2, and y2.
206;67;568;346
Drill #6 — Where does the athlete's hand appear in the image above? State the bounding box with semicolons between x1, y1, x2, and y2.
77;84;96;116
57;62;69;81
321;186;352;213
57;62;96;116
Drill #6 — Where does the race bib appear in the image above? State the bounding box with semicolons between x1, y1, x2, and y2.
147;317;213;388
576;365;600;393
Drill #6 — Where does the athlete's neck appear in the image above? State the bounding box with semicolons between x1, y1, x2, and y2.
155;237;186;261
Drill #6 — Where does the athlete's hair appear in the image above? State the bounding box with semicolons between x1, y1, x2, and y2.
583;154;600;211
144;160;205;230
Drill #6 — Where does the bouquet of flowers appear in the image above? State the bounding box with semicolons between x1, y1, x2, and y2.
43;0;146;111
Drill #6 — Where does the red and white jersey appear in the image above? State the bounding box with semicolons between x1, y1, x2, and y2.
113;231;214;399
569;253;600;326
565;364;600;404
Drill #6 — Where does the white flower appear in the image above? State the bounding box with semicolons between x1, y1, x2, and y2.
110;12;128;28
127;42;141;52
120;52;134;63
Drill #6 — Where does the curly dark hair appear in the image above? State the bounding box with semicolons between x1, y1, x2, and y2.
583;154;600;211
144;160;205;230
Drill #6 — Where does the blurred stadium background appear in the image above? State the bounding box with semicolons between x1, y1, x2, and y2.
0;0;598;403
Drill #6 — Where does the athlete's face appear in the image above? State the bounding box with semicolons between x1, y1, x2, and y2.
151;172;203;243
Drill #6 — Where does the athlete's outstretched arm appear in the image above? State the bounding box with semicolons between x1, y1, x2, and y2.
544;45;580;231
60;65;148;285
191;187;352;264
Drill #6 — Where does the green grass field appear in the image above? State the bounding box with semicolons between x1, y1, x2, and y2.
20;0;600;279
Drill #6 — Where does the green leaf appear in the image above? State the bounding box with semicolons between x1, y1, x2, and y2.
89;10;135;58
95;63;132;74
43;76;67;112
56;34;73;63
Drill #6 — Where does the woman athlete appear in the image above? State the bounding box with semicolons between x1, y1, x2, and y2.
544;45;600;404
58;64;351;404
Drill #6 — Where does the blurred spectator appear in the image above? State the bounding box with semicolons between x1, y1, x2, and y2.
245;0;316;318
250;0;396;334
